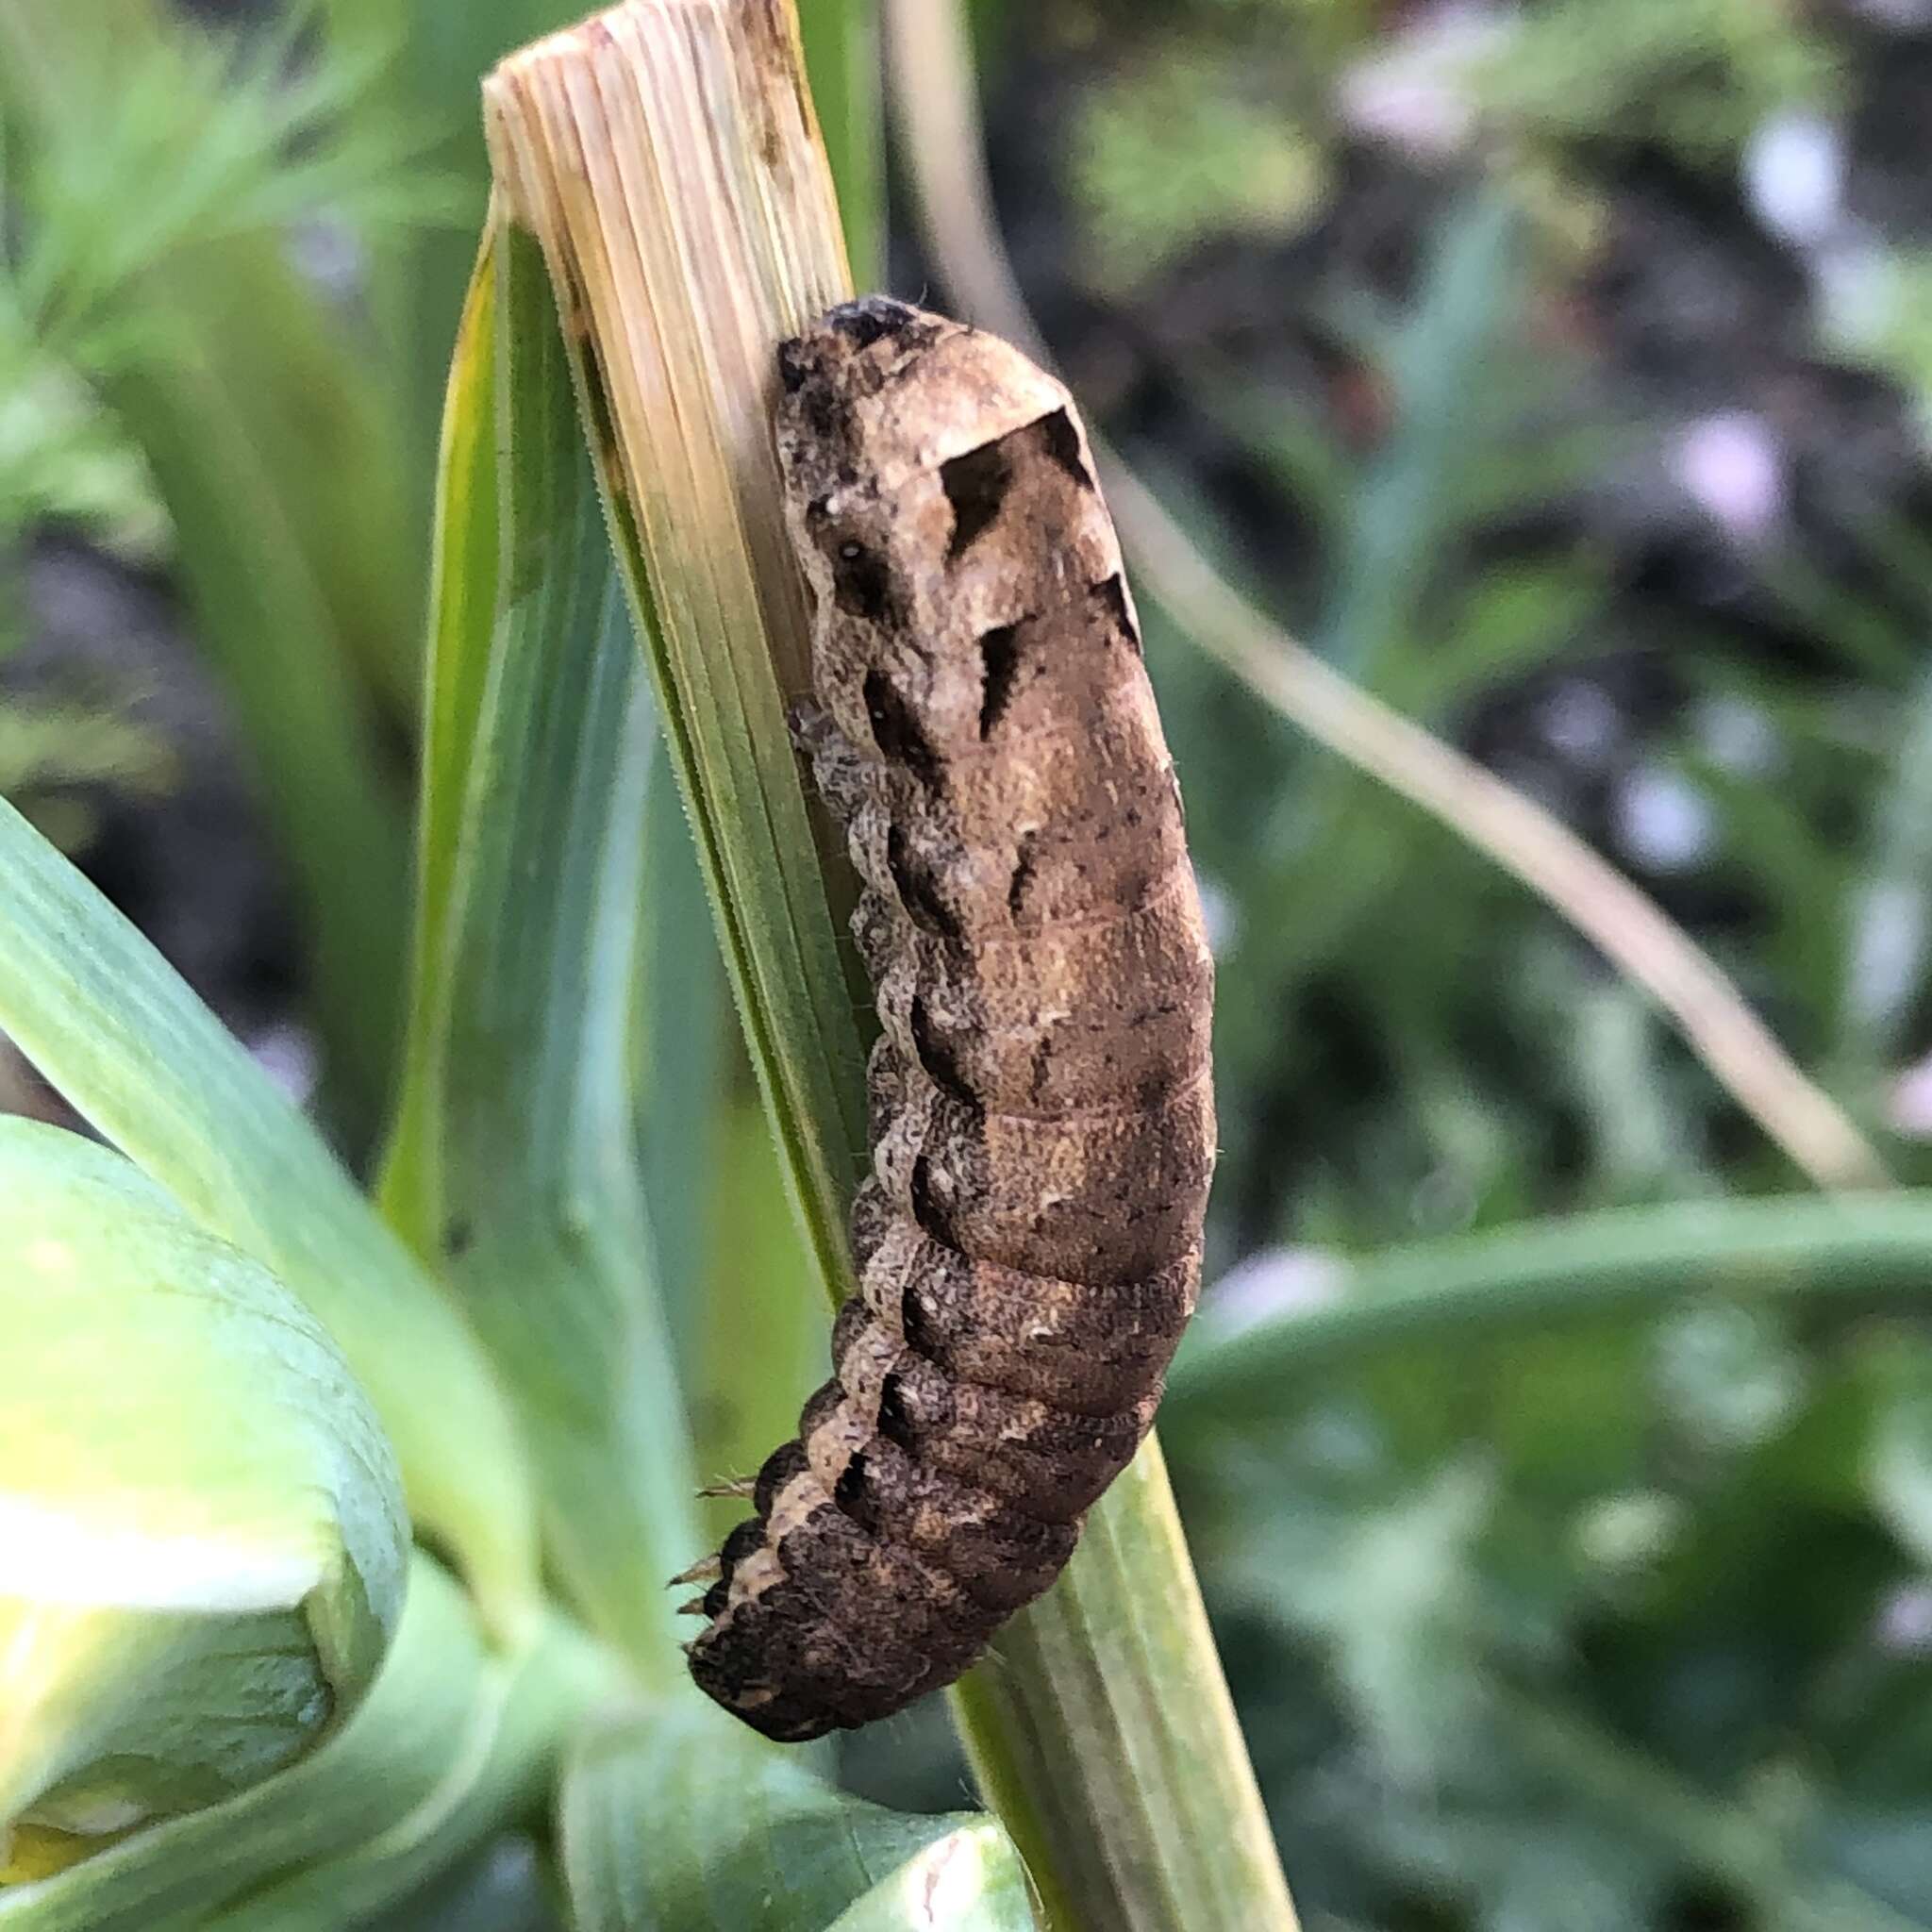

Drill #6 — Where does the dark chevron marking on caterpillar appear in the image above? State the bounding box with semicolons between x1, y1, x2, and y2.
684;296;1215;1741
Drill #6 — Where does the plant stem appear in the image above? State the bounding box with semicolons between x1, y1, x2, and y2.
956;1438;1301;1932
482;7;1298;1924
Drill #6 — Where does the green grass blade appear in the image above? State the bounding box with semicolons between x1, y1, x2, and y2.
1840;659;1932;1064
558;1707;1033;1932
1167;1192;1932;1420
630;751;830;1519
483;1;869;1316
1316;196;1520;683
324;0;598;508
98;301;411;1139
382;231;506;1243
0;799;539;1629
380;212;699;1676
634;728;731;1360
797;0;885;288
690;1098;830;1523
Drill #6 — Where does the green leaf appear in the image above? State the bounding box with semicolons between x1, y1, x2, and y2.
1067;47;1327;291
635;727;732;1363
1866;1345;1932;1572
1841;659;1932;1062
1169;1192;1932;1420
824;1840;1035;1932
0;796;539;1630
0;1557;495;1930
484;8;870;1319
0;1120;405;1870
797;0;885;289
357;1835;563;1932
690;1101;829;1545
327;0;595;500
380;218;697;1675
381;235;503;1238
1319;198;1523;682
558;1707;1035;1932
94;261;413;1137
199;1610;625;1932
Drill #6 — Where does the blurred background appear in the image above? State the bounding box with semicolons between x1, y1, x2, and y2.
8;0;1932;1926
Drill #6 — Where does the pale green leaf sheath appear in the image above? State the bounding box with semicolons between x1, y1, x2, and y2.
0;1557;489;1931
559;1707;1035;1932
200;1605;626;1932
0;1120;405;1881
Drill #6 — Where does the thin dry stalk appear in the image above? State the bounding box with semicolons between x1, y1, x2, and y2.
882;0;1890;1195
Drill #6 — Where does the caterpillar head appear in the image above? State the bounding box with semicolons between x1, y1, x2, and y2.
774;298;1071;520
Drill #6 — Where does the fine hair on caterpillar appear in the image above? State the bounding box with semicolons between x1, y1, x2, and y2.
683;296;1215;1742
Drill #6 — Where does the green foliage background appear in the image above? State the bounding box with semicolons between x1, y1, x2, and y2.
8;0;1932;1928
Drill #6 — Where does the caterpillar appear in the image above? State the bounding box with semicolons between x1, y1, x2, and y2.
683;297;1215;1741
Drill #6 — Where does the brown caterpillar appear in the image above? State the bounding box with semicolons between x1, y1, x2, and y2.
684;297;1215;1741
